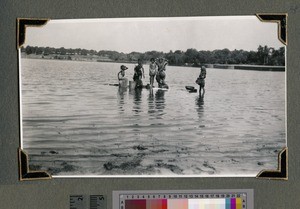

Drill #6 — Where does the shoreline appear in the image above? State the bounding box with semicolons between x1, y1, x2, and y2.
207;64;285;72
20;54;285;71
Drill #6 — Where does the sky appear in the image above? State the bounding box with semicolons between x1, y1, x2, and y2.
24;16;284;53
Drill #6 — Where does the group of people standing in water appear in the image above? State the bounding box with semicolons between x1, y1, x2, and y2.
118;57;169;89
118;57;206;95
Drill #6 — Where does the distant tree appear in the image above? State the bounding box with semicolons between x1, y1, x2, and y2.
229;50;248;64
247;51;258;64
269;47;285;66
81;49;88;55
257;45;271;65
256;45;264;64
31;46;38;54
25;46;32;54
278;47;285;66
184;48;199;65
36;47;44;55
166;50;184;66
21;45;285;67
127;52;142;62
211;49;230;64
74;48;81;55
167;50;185;66
197;51;211;64
55;48;61;54
44;47;51;55
89;49;97;55
59;47;66;55
118;52;127;61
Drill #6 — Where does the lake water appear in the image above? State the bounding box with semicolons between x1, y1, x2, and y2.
21;58;286;176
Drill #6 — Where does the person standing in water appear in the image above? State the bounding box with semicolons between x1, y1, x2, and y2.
196;66;206;96
155;57;168;88
118;65;129;88
133;59;145;88
149;58;157;87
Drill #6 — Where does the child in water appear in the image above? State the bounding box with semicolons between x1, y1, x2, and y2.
118;65;128;88
133;59;145;88
149;58;157;87
196;66;206;96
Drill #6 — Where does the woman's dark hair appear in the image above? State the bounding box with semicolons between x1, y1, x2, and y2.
150;58;155;62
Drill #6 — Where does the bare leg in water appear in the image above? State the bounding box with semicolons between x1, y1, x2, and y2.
199;86;205;97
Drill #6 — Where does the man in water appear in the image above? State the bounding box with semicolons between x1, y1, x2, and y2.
133;59;145;88
155;57;168;88
118;65;128;88
196;66;206;96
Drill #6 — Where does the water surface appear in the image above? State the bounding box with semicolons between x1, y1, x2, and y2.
21;59;285;176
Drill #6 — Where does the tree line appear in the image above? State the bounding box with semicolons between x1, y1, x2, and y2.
21;45;285;66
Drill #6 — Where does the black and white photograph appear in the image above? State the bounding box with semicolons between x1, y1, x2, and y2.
19;16;286;177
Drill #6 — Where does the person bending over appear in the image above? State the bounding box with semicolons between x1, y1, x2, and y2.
155;57;168;88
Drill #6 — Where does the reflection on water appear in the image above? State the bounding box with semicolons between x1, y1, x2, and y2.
131;88;143;114
155;90;165;108
148;89;155;116
155;90;166;118
195;95;204;120
118;87;166;120
117;87;127;114
21;59;286;176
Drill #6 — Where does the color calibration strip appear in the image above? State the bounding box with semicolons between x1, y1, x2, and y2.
113;190;253;209
124;198;242;209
